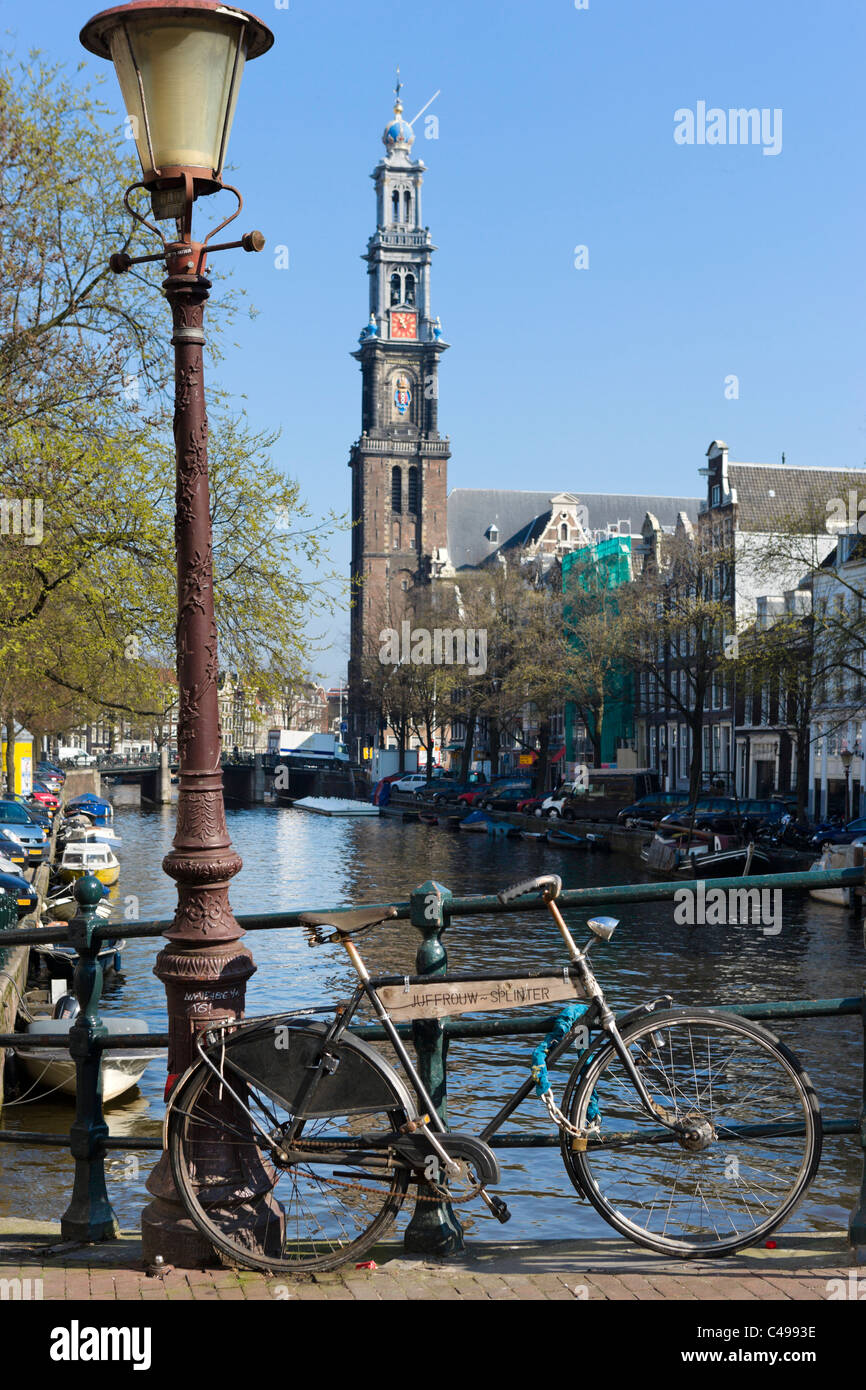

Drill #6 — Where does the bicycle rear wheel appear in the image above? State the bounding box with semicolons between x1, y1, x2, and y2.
561;1008;822;1257
168;1042;412;1275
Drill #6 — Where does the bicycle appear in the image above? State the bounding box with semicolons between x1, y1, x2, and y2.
165;873;822;1274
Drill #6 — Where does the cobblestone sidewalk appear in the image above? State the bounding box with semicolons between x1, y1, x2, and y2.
0;1222;857;1301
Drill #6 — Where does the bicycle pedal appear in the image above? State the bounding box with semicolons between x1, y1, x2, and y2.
480;1190;511;1223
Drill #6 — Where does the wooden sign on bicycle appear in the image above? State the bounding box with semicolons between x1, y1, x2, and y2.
376;974;584;1023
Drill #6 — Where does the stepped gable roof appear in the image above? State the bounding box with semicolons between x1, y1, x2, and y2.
726;463;866;532
446;488;701;570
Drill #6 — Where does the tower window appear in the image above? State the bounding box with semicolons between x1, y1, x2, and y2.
407;466;419;513
390;272;401;306
404;273;416;306
392;189;400;222
404;189;412;222
391;465;402;513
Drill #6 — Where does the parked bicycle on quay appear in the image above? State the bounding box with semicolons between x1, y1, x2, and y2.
164;873;822;1274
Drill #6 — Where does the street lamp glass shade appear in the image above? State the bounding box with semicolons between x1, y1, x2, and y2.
81;3;273;188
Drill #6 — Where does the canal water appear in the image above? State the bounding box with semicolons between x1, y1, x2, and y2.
1;800;863;1244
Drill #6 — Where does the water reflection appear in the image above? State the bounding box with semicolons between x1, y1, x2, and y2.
1;803;861;1240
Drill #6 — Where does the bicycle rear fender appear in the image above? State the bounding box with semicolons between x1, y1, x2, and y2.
193;1021;419;1122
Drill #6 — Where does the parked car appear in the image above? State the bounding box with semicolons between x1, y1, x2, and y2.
0;801;49;862
5;795;52;829
390;773;429;794
0;869;38;917
0;828;27;867
659;797;743;834
36;761;64;785
428;777;488;805
412;775;456;797
516;795;547;816
810;816;866;850
616;792;691;827
29;784;60;812
479;781;534;811
738;799;788;833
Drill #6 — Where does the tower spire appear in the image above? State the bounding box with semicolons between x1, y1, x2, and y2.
394;65;403;113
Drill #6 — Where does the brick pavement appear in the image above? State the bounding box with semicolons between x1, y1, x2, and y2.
0;1222;858;1302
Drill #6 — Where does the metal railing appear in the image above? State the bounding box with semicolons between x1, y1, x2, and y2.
0;864;864;1258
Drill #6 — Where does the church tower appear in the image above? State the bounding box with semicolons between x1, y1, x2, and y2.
347;78;450;756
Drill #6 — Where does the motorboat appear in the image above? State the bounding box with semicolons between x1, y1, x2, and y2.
676;843;773;878
33;891;124;977
547;827;589;850
56;841;120;886
641;828;714;875
808;842;864;907
59;822;122;850
13;996;159;1103
458;809;494;832
65;794;114;825
292;797;379;817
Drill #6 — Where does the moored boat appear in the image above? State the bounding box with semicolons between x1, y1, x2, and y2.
808;843;864;907
293;796;379;817
676;844;773;878
57;842;120;886
66;794;114;825
14;999;159;1103
547;827;588;850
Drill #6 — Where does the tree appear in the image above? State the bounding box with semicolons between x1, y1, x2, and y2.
626;520;737;801
0;409;344;763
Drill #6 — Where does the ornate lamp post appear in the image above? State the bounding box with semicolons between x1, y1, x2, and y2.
80;0;274;1263
842;745;854;823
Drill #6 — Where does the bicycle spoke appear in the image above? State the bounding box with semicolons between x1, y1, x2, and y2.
565;1013;819;1255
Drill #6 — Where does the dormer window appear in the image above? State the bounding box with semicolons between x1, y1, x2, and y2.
485;524;499;543
711;485;721;506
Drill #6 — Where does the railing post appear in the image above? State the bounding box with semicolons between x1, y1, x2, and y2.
60;874;119;1242
404;879;464;1256
849;985;866;1264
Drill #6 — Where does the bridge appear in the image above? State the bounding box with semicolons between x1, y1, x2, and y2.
97;754;266;805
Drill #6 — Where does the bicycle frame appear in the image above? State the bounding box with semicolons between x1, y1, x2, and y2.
191;902;681;1162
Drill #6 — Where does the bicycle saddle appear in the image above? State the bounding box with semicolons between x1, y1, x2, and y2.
299;906;398;938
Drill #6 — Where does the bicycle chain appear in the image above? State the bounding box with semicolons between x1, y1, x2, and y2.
274;1133;483;1204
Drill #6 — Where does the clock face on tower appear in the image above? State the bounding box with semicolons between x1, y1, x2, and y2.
391;310;418;340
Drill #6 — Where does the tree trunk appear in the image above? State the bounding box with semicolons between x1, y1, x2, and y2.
4;714;15;796
459;710;476;783
688;716;703;802
489;717;501;778
796;728;811;821
535;719;551;796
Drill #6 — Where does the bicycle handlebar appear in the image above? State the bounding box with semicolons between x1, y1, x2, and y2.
497;874;562;906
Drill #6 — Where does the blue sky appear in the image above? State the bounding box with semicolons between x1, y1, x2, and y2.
9;0;866;680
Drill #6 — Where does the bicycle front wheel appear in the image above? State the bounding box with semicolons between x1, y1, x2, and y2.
168;1049;412;1276
561;1009;822;1257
